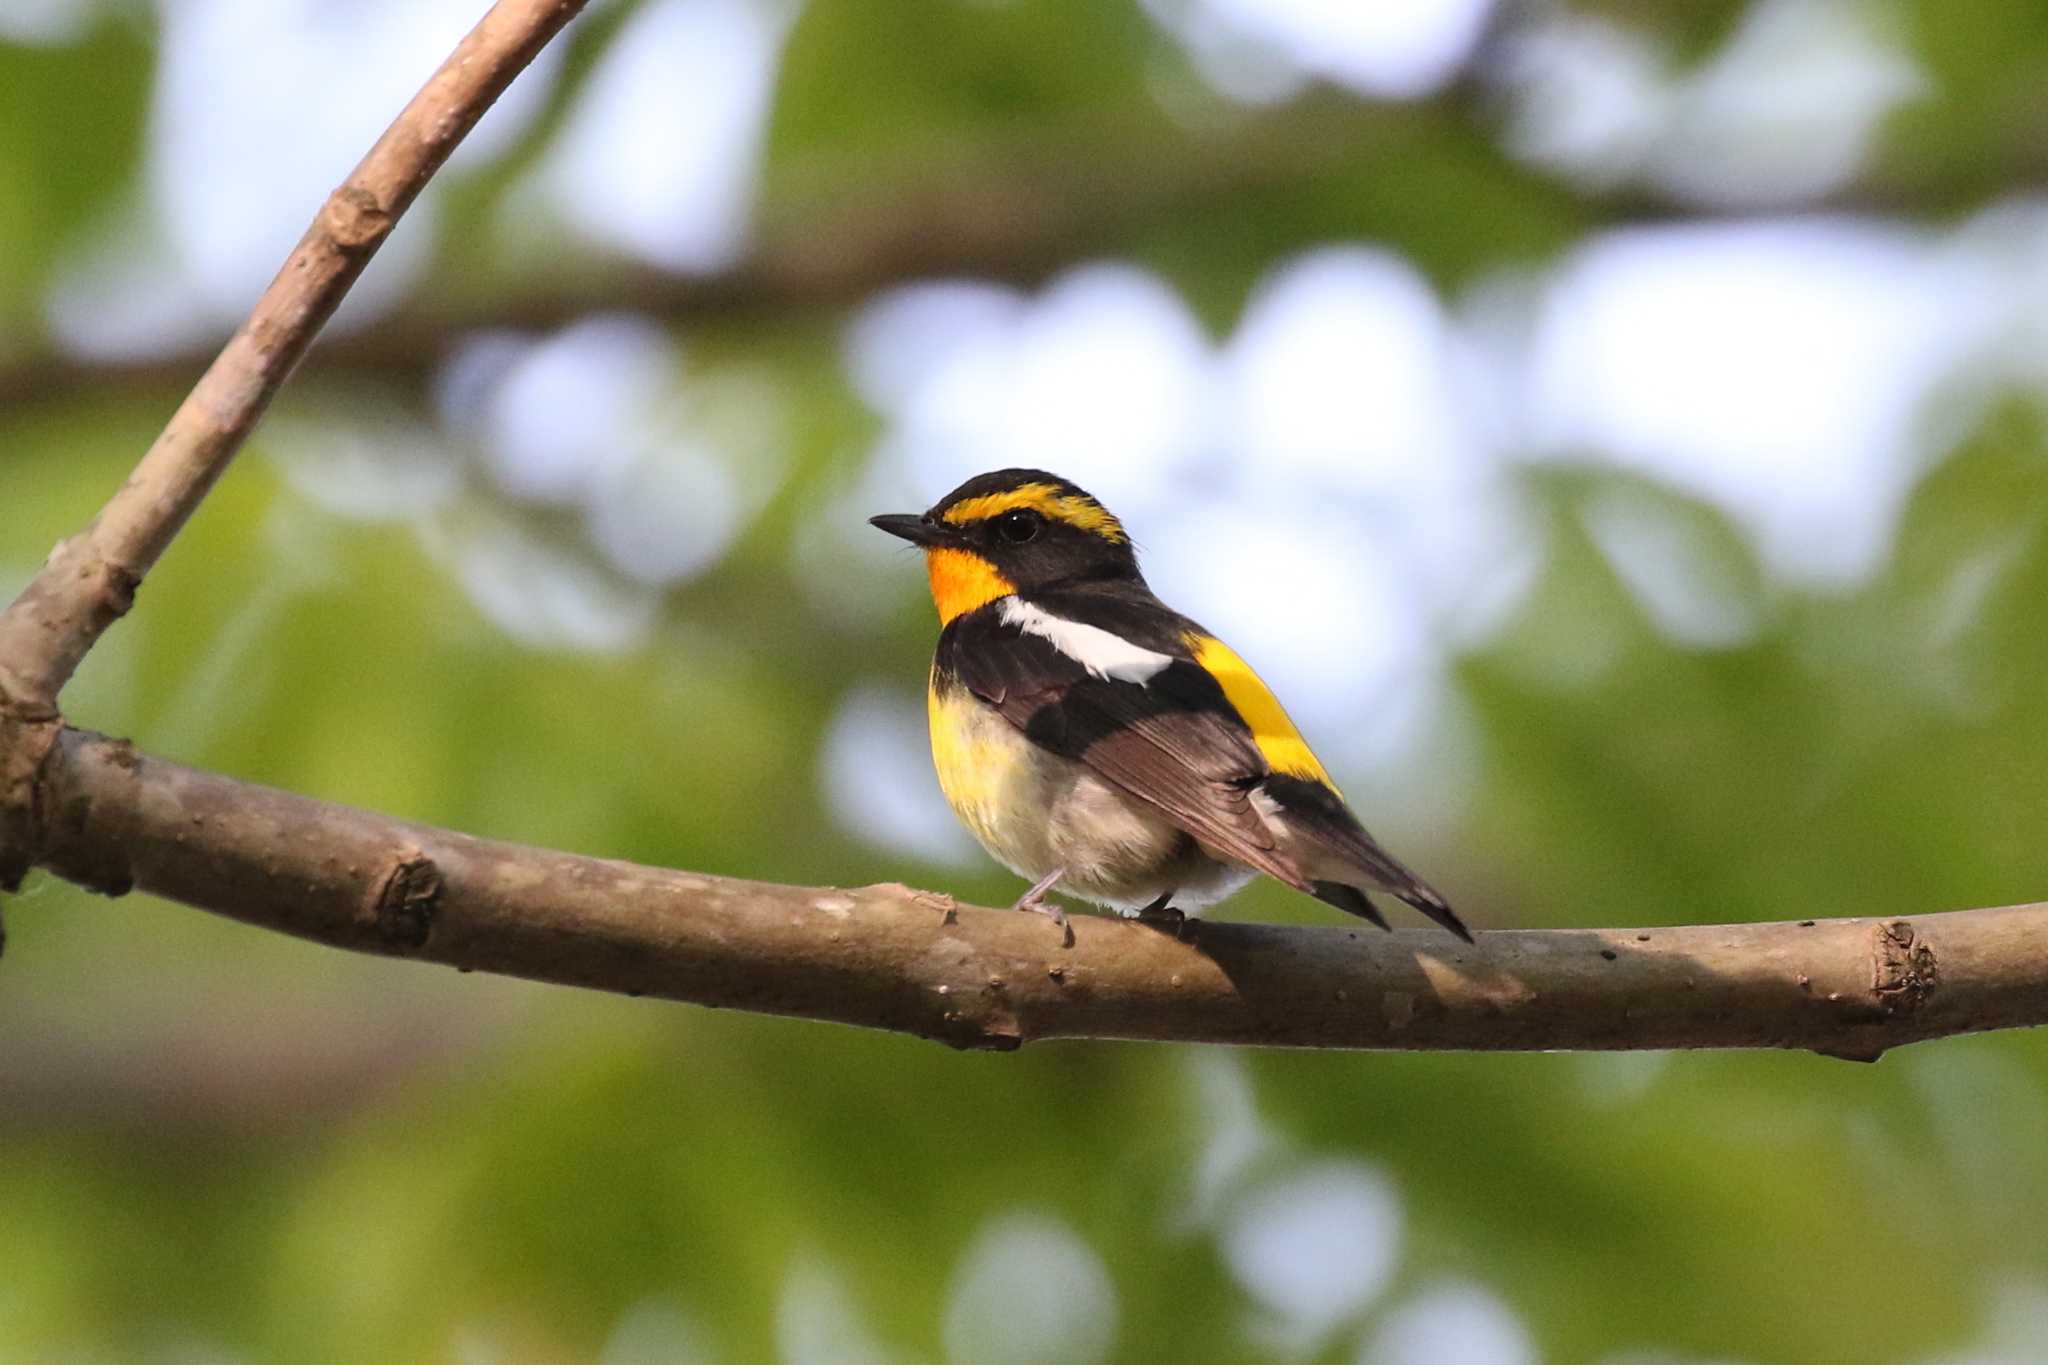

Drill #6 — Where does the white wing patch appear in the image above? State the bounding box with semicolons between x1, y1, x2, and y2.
999;599;1174;685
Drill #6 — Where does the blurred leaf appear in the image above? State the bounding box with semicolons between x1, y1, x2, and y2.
0;16;152;331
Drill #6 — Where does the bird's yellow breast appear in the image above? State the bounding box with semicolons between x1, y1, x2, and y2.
926;670;1037;849
925;665;1233;907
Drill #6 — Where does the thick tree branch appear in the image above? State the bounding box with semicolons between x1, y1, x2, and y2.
22;727;2043;1059
7;1;2045;1061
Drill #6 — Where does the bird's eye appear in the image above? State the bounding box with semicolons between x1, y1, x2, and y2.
994;510;1041;544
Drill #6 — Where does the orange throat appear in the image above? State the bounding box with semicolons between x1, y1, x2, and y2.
925;548;1015;625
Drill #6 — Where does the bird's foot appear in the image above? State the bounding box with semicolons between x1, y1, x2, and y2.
1011;868;1074;949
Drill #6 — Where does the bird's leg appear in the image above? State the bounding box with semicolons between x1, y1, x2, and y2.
1012;867;1074;948
1133;891;1189;939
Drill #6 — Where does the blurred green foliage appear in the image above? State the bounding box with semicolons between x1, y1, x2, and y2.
9;2;2048;1364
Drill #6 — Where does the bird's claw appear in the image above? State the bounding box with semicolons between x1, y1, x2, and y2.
1012;892;1075;948
1011;868;1075;948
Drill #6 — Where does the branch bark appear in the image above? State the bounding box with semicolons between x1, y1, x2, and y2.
22;725;2045;1059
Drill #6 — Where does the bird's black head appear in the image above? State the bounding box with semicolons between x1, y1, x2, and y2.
869;469;1141;617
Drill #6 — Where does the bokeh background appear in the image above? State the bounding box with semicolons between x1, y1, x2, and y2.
7;0;2048;1361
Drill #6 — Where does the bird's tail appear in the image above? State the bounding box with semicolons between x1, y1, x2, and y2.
1311;876;1472;943
1261;774;1473;940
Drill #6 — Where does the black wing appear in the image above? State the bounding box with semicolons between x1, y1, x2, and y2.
937;593;1315;893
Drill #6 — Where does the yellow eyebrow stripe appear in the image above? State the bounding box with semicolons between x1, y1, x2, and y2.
941;483;1127;543
1187;634;1340;792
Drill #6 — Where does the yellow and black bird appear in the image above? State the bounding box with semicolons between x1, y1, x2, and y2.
871;468;1470;943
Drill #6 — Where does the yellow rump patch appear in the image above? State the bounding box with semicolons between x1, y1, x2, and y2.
925;547;1016;624
1188;634;1340;792
941;483;1127;544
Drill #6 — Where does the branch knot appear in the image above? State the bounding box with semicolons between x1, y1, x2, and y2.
0;683;63;893
367;852;441;950
325;186;394;252
1873;919;1937;1012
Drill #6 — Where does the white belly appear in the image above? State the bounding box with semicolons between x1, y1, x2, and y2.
927;682;1252;911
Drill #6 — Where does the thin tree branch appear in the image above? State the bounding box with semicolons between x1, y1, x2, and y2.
0;0;588;889
1;97;1482;408
2;99;2029;412
0;0;587;707
23;726;2042;1060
